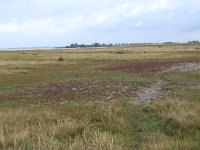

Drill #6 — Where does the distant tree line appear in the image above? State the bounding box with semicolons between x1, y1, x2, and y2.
65;42;156;48
64;41;200;48
65;43;114;48
187;40;199;44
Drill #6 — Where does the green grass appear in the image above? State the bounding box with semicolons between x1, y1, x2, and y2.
164;71;200;85
177;89;200;103
123;100;200;149
163;71;200;103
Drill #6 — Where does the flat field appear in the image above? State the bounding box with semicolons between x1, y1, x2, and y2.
0;44;200;149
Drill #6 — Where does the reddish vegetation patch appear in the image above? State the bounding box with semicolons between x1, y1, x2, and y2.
9;80;142;104
103;62;175;76
0;95;4;101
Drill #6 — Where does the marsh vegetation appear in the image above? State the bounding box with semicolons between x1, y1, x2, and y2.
0;44;200;149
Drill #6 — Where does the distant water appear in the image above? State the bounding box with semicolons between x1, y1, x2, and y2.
0;47;67;51
0;47;106;51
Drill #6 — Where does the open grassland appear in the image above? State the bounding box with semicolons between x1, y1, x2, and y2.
1;44;200;62
0;44;200;149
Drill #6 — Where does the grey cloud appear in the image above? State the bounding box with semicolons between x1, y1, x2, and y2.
0;0;200;48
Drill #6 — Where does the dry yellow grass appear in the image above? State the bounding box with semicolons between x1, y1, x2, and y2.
145;131;194;150
0;104;124;149
0;44;200;63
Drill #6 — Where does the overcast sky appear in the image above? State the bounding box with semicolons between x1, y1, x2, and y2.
0;0;200;48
